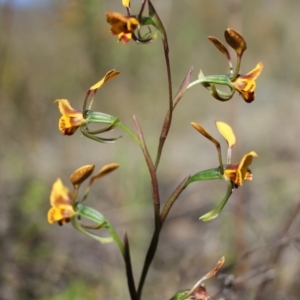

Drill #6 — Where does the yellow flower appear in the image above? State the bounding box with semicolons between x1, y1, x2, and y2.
55;99;84;135
223;151;258;187
106;12;139;43
192;121;258;186
47;179;76;225
232;62;263;103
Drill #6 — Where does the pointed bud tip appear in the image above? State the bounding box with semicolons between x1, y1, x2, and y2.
70;165;95;186
225;28;247;55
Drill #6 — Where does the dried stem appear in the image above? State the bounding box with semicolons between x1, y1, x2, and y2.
124;233;138;300
154;32;173;169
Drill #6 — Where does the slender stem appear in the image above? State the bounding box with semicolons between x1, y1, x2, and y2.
232;54;241;80
133;115;161;299
154;36;173;170
137;227;160;299
160;176;190;225
124;233;137;300
133;116;160;225
136;178;189;299
117;121;142;147
106;221;125;257
72;216;138;299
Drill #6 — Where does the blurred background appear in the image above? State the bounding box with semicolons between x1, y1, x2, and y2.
1;0;300;299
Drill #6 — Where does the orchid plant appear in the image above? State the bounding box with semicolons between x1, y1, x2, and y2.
48;0;263;299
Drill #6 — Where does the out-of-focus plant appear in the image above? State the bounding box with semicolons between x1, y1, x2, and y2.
48;0;263;299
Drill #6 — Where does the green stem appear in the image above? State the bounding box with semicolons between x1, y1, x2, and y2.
232;54;241;81
117;121;142;147
106;221;125;257
160;176;190;225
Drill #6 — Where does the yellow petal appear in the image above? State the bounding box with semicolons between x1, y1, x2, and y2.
236;151;258;186
55;99;82;117
50;178;73;207
215;121;236;148
245;62;263;80
47;205;75;224
89;69;120;91
122;0;130;7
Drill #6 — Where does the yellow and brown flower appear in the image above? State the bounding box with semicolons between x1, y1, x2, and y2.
106;12;139;43
55;99;84;135
223;151;258;187
232;62;263;103
47;179;76;225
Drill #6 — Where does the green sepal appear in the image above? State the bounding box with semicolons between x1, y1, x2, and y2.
199;74;232;86
209;83;235;101
199;181;233;222
80;112;121;143
185;167;223;187
76;203;107;225
81;126;121;143
85;110;118;124
71;207;114;244
188;73;233;91
140;16;156;26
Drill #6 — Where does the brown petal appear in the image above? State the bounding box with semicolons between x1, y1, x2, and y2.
208;36;231;61
225;28;247;55
89;163;119;185
70;165;95;186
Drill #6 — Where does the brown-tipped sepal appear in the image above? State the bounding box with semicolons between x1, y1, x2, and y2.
89;163;120;186
70;165;95;186
225;28;247;56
